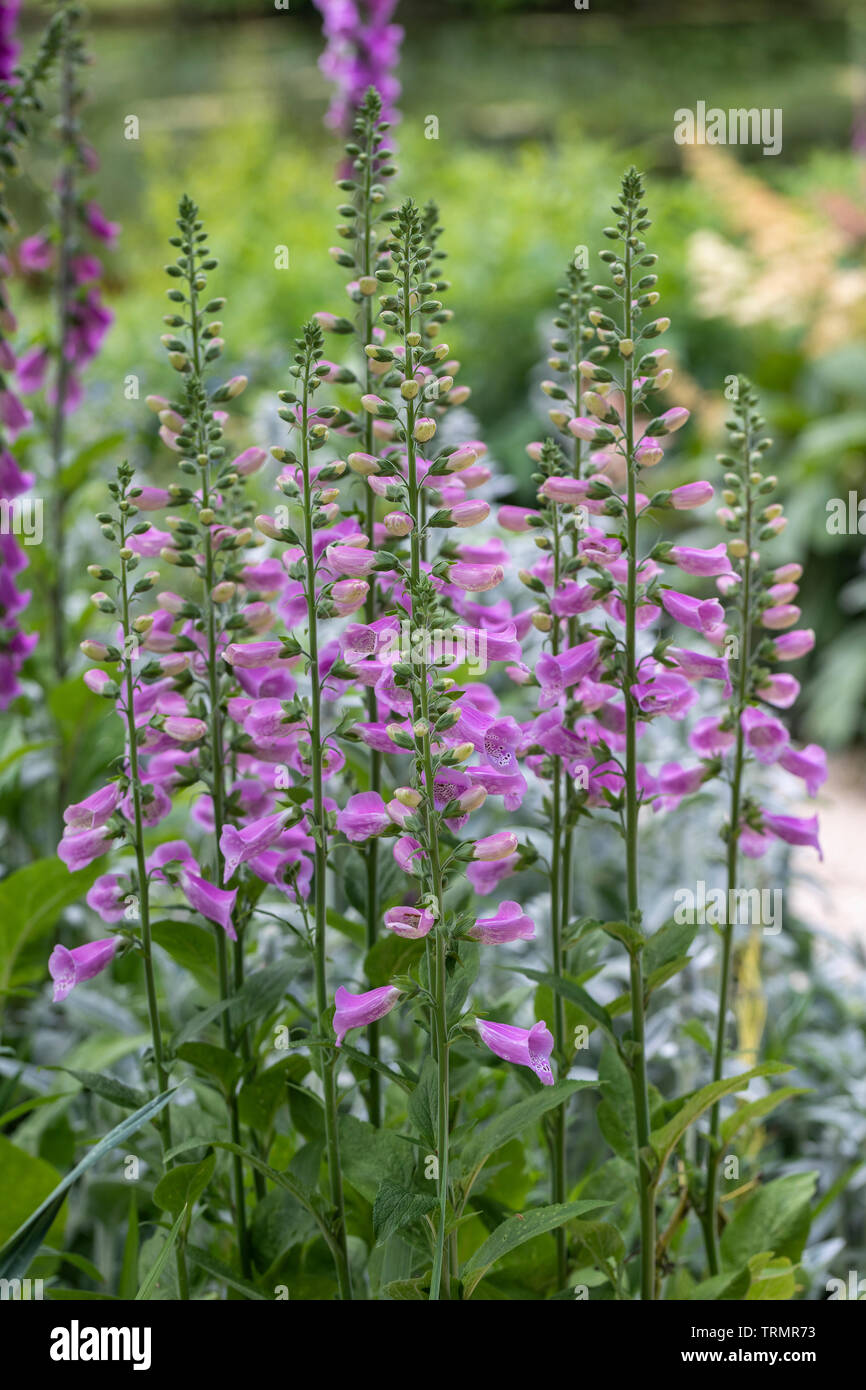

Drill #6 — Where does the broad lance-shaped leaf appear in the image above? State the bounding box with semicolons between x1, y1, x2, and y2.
372;1180;436;1246
0;1088;177;1282
507;966;617;1041
648;1063;789;1176
461;1200;610;1298
721;1172;818;1269
719;1086;808;1147
456;1080;595;1178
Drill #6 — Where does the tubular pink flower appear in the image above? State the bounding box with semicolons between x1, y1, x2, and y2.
179;869;238;940
688;715;735;757
771;629;815;661
667;647;732;697
661;589;724;634
224;641;285;668
630;672;697;720
393;835;425;874
472;831;519;861
757;673;800;708
536;638;601;708
476;1018;554;1085
762;811;823;860
540;476;589;505
469;901;535;944
63;783;121;830
333;984;401;1047
163;715;207;743
636;436;663;467
669;542;732;577
448;500;490;527
326;542;376;576
336;791;391;842
498;505;539;533
384;906;434;939
740;706;789;765
86;874;128;922
761;604;800;631
57;825;114;872
778;744;827;798
448;562;504;592
670;481;713;509
220;809;293;882
49;937;119;1002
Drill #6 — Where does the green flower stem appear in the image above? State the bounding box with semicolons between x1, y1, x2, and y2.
549;502;568;1289
360;131;383;1129
117;498;189;1301
177;211;249;1277
300;359;353;1302
703;410;754;1274
621;211;656;1302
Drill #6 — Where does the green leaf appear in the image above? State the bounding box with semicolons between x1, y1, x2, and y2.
135;1208;185;1300
372;1180;436;1245
153;1152;216;1216
337;1041;416;1094
601;920;645;954
364;932;425;988
644;918;697;975
325;908;365;947
0;1136;65;1250
446;942;480;1029
720;1087;808;1146
0;857;106;995
238;1057;309;1131
596;1044;637;1162
58;1069;148;1112
721;1173;818;1270
186;1244;267;1300
337;1115;415;1204
381;1277;429;1300
0;1088;177;1282
176;1043;243;1091
150;919;217;989
407;1058;438;1149
649;1064;789;1175
681;1019;714;1055
461;1200;609;1298
681;1267;752;1300
458;1080;593;1178
744;1252;797;1301
508;966;617;1041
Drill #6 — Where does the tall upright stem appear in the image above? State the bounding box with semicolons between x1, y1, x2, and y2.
360;139;383;1127
300;365;353;1301
703;419;753;1274
622;225;656;1301
549;505;567;1287
118;508;188;1300
401;257;450;1300
181;222;248;1275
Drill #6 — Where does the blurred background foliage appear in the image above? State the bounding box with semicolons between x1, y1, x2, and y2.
1;0;865;1298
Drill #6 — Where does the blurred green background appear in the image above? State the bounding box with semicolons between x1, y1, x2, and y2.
11;0;866;759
